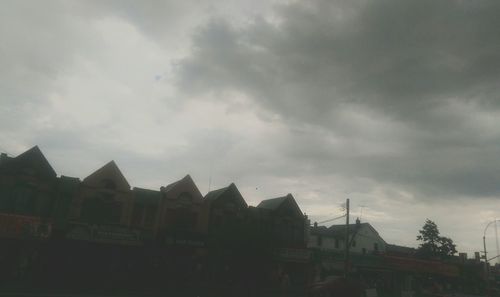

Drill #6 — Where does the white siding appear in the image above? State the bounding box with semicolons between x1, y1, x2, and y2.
308;224;386;254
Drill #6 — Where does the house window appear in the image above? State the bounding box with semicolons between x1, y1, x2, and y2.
214;215;223;227
226;202;236;211
144;205;157;228
15;188;36;215
81;193;121;224
81;197;103;223
175;208;197;229
101;179;116;190
131;204;145;226
374;243;379;252
335;238;339;248
317;235;323;246
110;201;122;223
178;192;192;206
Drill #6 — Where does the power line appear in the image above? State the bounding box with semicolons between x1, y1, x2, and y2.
316;213;347;225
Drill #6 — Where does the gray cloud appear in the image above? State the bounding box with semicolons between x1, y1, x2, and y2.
176;0;500;199
179;0;500;117
3;0;500;252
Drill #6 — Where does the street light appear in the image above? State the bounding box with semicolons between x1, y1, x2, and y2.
483;219;500;283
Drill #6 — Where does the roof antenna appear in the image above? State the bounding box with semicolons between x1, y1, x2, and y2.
208;160;213;192
359;205;367;222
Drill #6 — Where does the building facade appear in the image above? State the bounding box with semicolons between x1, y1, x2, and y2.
309;220;387;255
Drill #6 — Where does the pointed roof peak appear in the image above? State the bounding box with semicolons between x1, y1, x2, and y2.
205;184;231;200
161;174;203;203
204;183;247;208
25;145;41;152
83;160;130;190
17;145;43;158
257;193;303;217
91;160;121;173
181;174;196;184
105;160;117;166
1;145;57;178
162;174;195;193
257;196;287;209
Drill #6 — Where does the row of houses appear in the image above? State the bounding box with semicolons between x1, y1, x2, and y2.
0;146;490;295
0;146;311;292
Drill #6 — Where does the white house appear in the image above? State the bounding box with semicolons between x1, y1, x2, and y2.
308;218;387;255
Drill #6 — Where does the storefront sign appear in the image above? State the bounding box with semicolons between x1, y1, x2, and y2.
94;225;139;242
275;248;311;263
384;255;459;277
0;213;51;239
165;236;205;247
66;223;141;245
66;225;92;241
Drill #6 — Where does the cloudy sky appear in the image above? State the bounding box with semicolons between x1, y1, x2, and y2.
2;0;500;255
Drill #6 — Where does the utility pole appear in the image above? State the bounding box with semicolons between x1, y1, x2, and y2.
495;220;500;265
344;198;350;278
484;235;488;279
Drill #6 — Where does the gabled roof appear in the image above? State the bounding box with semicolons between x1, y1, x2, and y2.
204;183;248;208
257;196;288;210
83;160;130;190
133;187;161;205
329;222;370;233
257;193;303;218
161;174;203;201
0;146;56;179
310;225;330;236
204;186;227;202
163;179;182;193
328;222;386;243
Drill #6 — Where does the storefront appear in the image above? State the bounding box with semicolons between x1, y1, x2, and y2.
273;247;312;290
161;231;207;287
382;255;460;296
0;213;52;285
40;222;145;289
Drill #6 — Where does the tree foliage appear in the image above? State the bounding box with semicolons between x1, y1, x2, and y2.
416;219;457;259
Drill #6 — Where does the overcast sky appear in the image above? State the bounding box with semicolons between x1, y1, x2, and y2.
2;0;500;255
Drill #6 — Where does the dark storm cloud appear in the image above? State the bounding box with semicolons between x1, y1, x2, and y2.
179;0;500;118
176;0;500;199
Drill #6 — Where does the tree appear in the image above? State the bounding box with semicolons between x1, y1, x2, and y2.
416;219;457;259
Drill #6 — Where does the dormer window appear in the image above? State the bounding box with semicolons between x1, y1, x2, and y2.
101;178;116;190
178;192;192;205
226;202;236;211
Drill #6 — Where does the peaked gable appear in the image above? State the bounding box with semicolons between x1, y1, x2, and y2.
257;197;287;210
258;194;303;218
204;183;247;209
0;146;56;179
278;194;304;218
329;222;386;243
83;160;130;191
160;174;203;203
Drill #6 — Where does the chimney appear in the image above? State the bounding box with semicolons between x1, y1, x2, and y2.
459;253;467;263
314;222;318;228
0;153;7;165
475;252;481;262
356;217;361;226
